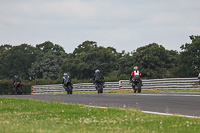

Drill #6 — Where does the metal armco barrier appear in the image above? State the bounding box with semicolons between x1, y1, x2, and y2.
120;77;200;90
32;77;200;93
32;82;119;93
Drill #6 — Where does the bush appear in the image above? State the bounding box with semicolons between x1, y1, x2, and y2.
0;80;31;95
71;78;93;84
29;79;58;85
117;74;130;80
0;80;14;94
104;76;119;82
22;83;32;94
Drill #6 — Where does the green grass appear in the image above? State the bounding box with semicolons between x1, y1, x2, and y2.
0;98;199;133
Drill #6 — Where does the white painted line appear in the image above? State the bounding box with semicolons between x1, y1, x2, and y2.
85;105;200;119
85;105;108;109
142;111;200;119
123;93;200;97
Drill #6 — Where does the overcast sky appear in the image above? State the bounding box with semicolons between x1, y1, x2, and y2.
0;0;200;53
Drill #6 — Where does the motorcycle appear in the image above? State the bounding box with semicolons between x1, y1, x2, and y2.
95;81;103;94
14;82;23;95
64;81;73;94
131;75;142;93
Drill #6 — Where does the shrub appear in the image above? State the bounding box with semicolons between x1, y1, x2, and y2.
29;79;58;85
0;80;31;95
0;80;14;94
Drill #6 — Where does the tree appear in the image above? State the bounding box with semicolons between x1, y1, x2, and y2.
177;35;200;77
73;41;97;55
62;41;120;79
164;50;179;78
0;44;13;79
118;52;134;76
36;41;65;53
29;42;66;80
29;52;65;79
134;43;179;79
0;44;37;79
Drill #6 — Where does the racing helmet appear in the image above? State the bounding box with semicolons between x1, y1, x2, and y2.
134;66;138;70
64;73;68;76
95;69;100;73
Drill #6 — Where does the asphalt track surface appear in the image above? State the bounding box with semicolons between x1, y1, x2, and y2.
1;92;200;117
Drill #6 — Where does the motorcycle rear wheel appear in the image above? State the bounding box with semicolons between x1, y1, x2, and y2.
132;85;137;93
138;85;141;93
97;84;103;94
16;87;23;95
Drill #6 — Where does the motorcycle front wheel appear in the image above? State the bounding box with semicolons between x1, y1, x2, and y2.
68;85;72;94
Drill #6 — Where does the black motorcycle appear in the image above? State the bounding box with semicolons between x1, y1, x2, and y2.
96;81;103;94
131;75;142;93
14;82;23;95
64;81;73;94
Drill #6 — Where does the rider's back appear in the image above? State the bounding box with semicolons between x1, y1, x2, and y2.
95;72;103;82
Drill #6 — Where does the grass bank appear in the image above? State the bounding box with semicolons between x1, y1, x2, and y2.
0;98;199;133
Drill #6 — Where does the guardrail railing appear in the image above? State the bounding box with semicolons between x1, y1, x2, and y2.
32;77;200;93
120;77;200;90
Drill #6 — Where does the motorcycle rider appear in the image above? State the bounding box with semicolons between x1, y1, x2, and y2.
13;75;21;91
13;75;21;92
62;73;72;88
93;69;104;90
129;66;143;86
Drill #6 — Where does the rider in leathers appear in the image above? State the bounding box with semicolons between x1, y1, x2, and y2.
129;66;143;86
13;75;21;91
62;73;72;89
93;69;104;90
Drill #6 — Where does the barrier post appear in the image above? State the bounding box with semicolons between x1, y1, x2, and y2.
119;80;121;91
31;86;33;95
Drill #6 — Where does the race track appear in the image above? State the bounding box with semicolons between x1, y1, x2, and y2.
1;92;200;117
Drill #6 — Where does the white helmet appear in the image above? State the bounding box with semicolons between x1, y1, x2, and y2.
95;69;100;73
64;73;68;76
134;66;138;70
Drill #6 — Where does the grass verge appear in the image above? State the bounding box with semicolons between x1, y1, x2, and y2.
0;97;199;133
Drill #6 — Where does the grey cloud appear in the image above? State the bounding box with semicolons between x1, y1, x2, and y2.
0;0;200;53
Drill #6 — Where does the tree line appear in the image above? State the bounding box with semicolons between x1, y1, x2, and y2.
0;35;199;82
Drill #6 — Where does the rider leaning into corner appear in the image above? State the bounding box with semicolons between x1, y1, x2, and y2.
129;66;143;86
93;69;104;90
